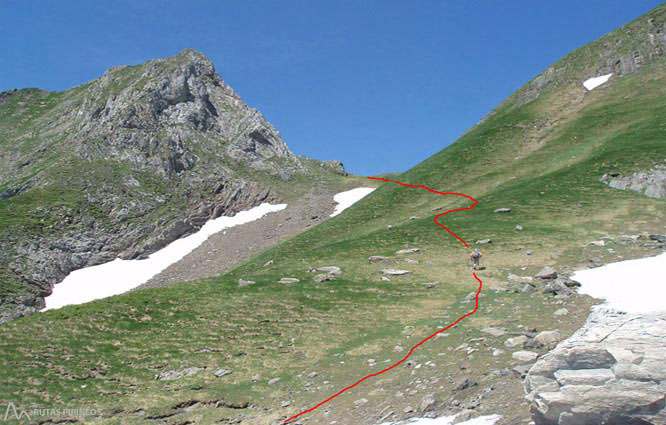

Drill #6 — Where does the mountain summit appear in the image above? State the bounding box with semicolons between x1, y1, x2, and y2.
0;49;345;321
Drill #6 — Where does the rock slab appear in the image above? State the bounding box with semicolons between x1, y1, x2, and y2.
525;307;666;424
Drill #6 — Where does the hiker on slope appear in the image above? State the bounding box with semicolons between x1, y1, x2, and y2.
470;248;482;270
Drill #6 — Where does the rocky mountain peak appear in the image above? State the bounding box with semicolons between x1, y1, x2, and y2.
65;48;300;177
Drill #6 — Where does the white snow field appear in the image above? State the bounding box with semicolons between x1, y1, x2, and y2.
573;252;666;314
330;187;376;217
379;413;502;425
44;202;287;310
583;73;612;90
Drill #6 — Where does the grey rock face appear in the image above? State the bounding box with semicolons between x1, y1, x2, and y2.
525;307;666;425
600;165;666;199
514;12;666;107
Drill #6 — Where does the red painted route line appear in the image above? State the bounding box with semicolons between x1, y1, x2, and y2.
284;176;482;424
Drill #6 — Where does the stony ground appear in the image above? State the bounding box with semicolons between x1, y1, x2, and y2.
139;191;339;290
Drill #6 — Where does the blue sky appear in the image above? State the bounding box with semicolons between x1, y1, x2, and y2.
1;1;661;175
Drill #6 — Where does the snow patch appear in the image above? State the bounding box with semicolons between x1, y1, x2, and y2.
330;187;375;217
379;414;502;425
573;252;666;313
43;203;287;310
583;73;612;91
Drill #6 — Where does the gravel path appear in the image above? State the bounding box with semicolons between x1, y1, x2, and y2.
137;191;338;289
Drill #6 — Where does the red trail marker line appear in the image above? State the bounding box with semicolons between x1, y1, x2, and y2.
284;176;482;424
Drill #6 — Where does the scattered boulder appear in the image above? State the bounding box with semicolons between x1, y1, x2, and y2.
475;239;492;245
513;351;539;362
553;308;569;316
263;260;274;267
481;327;507;337
238;279;255;287
214;368;232;378
452;409;476;423
504;335;528;348
381;269;411;276
278;277;300;284
543;277;580;297
526;250;533;256
368;255;390;263
316;266;342;275
268;377;281;385
419;393;436;412
534;330;563;348
494;208;512;213
354;398;368;407
513;363;535;379
396;248;421;255
525;307;666;425
314;273;334;283
515;224;524;231
535;267;557;279
155;367;204;381
452;378;477;392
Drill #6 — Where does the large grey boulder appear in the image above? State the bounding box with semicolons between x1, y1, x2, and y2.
525;307;666;424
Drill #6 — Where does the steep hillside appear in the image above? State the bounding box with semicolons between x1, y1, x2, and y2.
0;49;350;322
2;6;666;425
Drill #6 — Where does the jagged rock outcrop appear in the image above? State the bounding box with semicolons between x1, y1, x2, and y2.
600;165;666;199
525;307;666;424
511;7;666;107
0;49;345;322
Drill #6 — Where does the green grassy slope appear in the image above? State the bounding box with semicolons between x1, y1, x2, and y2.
2;6;666;425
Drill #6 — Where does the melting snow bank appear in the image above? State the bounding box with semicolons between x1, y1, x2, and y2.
583;73;612;91
572;252;666;313
43;203;287;310
330;187;376;217
379;414;501;425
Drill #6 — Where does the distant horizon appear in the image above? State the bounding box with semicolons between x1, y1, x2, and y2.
2;1;662;175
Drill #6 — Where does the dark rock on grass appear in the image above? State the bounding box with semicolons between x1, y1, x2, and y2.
649;234;666;243
452;378;478;392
